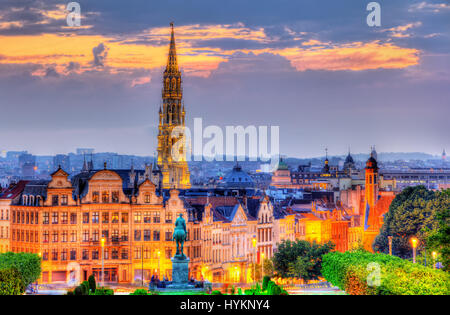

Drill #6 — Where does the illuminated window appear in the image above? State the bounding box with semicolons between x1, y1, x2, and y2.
102;192;109;203
112;212;119;223
134;212;142;223
102;212;109;223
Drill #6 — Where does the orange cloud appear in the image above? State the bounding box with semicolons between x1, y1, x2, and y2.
0;24;420;78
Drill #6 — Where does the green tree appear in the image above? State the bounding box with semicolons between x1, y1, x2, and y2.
0;252;41;293
272;240;334;280
262;258;274;277
88;274;96;293
427;189;450;271
0;268;23;295
373;186;443;258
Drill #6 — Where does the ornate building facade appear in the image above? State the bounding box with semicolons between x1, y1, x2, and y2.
157;23;191;189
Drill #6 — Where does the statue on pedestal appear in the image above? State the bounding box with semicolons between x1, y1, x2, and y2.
172;213;187;259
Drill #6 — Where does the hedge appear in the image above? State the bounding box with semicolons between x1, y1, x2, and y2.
322;251;450;295
0;268;23;295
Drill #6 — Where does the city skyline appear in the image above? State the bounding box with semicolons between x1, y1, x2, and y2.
0;0;449;157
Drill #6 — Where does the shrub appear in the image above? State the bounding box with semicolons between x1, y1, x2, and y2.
94;287;114;295
73;286;83;295
131;289;149;295
0;268;23;295
262;275;271;291
322;251;450;295
80;281;90;295
211;290;222;295
88;275;96;293
0;252;41;293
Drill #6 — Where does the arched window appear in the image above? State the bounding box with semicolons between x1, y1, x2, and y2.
23;195;28;205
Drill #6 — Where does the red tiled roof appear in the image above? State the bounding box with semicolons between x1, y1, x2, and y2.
0;181;29;199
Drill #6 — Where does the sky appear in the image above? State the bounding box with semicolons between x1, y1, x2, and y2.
0;0;449;158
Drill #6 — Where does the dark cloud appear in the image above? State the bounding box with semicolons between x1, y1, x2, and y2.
92;43;108;67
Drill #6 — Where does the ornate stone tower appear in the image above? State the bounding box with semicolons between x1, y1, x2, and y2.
363;150;379;251
157;23;191;189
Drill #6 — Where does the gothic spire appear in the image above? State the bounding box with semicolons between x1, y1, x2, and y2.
165;22;179;74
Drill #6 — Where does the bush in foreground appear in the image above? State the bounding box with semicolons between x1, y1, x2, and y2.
322;251;450;295
0;252;41;294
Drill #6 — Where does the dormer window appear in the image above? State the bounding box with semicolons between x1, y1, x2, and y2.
102;192;109;203
144;194;151;203
52;195;59;206
112;191;119;203
92;192;99;203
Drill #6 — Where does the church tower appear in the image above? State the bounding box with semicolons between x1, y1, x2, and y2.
157;23;191;189
362;150;379;251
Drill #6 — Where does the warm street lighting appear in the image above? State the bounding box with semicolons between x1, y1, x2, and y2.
261;252;265;280
157;250;161;279
101;237;105;287
410;237;418;263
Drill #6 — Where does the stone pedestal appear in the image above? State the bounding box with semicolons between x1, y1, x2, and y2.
168;257;193;289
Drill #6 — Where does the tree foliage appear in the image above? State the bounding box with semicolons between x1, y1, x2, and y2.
0;252;41;294
427;189;450;271
373;186;447;258
0;268;23;295
272;240;334;280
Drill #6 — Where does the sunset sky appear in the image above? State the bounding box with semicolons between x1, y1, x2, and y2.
0;0;449;157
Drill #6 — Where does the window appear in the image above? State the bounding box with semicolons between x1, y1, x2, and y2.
121;249;128;260
52;195;59;206
61;212;68;224
165;211;173;223
165;230;172;241
111;249;119;260
52;249;58;261
70;213;77;224
43;231;49;243
102;212;109;224
83;212;89;224
61;231;68;243
144;230;151;241
144;194;150;203
134;230;141;241
112;191;119;203
61;249;67;261
51;212;58;224
143;212;151;223
70;249;76;260
82;230;89;242
102;192;109;203
92;250;99;260
61;195;68;205
102;230;109;238
92;212;99;224
134;247;141;259
121;230;128;242
92;230;99;242
112;212;119;224
82;249;89;260
92;192;99;203
12;211;16;224
70;231;77;242
121;213;128;224
43;250;49;261
153;212;160;223
112;230;119;242
134;212;141;223
153;230;160;241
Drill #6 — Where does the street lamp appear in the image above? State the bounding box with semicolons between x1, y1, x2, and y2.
101;237;105;287
261;252;265;281
410;237;418;263
157;250;161;279
432;251;437;269
252;237;257;283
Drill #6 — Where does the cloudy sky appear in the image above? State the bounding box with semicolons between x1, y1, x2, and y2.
0;0;448;157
